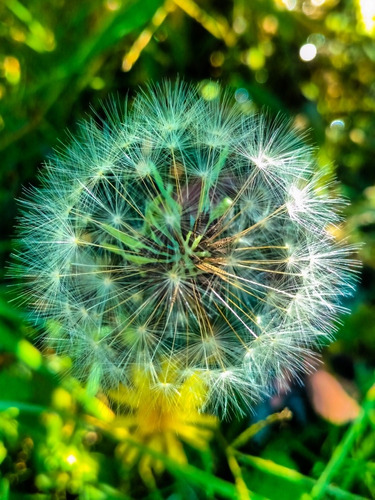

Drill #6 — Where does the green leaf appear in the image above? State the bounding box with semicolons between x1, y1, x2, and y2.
101;224;148;251
102;243;160;265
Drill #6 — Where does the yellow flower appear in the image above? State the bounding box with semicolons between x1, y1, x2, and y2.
108;363;218;486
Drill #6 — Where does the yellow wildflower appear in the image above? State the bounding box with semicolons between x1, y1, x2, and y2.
108;363;218;486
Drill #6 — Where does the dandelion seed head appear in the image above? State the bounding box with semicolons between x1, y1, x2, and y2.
10;81;359;417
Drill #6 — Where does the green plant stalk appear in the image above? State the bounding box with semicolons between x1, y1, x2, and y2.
231;408;293;449
235;452;367;500
310;382;375;499
0;478;10;500
119;437;264;500
216;428;266;500
226;447;253;500
0;401;45;414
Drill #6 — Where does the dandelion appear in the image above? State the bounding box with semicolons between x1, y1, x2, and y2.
110;362;217;486
10;81;359;416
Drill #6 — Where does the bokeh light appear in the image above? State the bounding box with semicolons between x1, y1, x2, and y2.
299;43;317;61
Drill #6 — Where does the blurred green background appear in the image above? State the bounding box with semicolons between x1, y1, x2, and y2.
0;0;374;498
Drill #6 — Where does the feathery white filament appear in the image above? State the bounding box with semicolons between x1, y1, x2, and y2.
10;81;359;416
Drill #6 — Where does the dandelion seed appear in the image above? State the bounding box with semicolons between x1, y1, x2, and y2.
10;81;359;417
